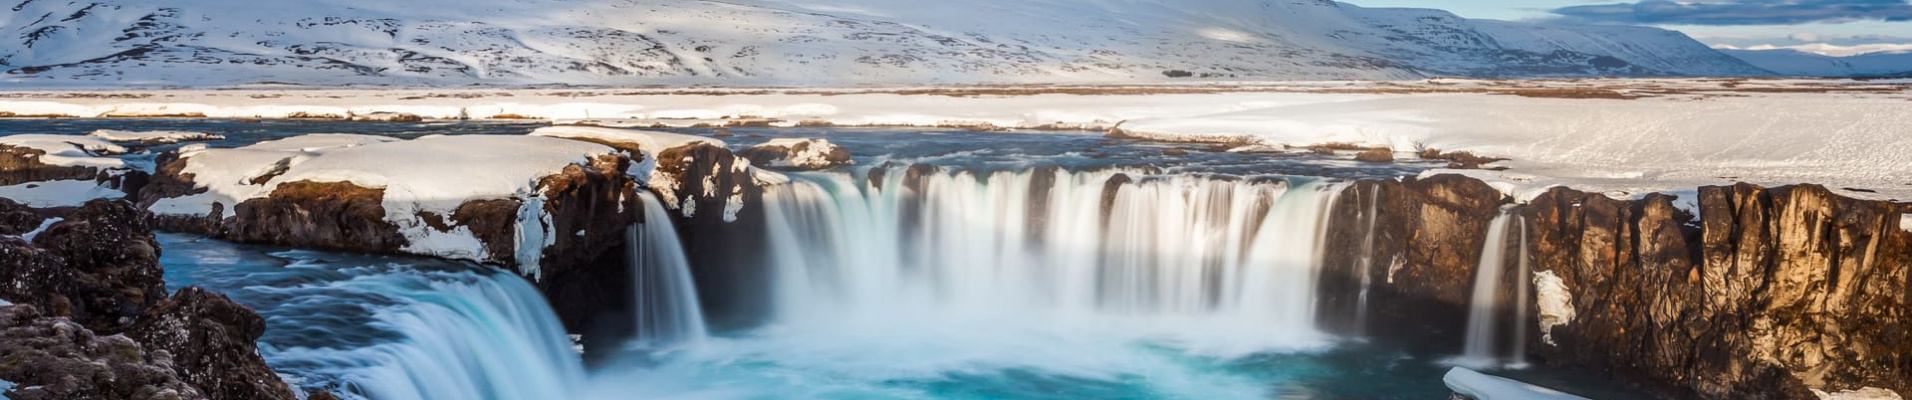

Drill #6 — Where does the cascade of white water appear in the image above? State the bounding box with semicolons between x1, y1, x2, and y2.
626;192;709;347
762;167;1346;354
1460;209;1516;369
1510;215;1531;369
275;270;588;400
1353;184;1380;337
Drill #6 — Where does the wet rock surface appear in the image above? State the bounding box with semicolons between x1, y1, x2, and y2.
1316;174;1507;350
650;143;772;328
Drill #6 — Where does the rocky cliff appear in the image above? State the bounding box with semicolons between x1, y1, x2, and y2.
1320;176;1912;399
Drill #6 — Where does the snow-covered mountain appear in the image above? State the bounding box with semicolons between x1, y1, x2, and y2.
1;0;1770;87
1718;49;1912;77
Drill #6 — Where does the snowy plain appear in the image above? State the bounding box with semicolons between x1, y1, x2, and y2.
3;79;1907;206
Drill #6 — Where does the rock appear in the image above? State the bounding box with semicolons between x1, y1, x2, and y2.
220;181;407;255
1354;148;1394;163
0;197;47;235
346;111;423;122
1419;149;1506;170
130;287;295;400
736;138;853;171
1325;176;1912;400
1316;175;1507;349
0;199;165;333
1162;148;1189;156
0;304;207;400
0;199;294;400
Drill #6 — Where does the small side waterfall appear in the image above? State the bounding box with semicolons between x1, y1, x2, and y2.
626;192;708;347
1353;184;1380;337
760;166;1346;354
1510;216;1532;368
1459;209;1518;369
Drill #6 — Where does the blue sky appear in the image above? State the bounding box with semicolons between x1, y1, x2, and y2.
1344;0;1912;56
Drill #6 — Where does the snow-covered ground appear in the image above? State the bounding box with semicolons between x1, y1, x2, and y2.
4;80;1906;204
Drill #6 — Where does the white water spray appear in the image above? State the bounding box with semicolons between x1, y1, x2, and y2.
1459;209;1518;369
627;192;709;347
762;167;1346;355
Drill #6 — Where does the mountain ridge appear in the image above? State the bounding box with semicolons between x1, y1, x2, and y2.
0;0;1773;87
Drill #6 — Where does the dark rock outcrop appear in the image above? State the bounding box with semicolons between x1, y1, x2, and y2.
0;199;297;400
0;199;166;332
130;287;295;400
650;143;772;328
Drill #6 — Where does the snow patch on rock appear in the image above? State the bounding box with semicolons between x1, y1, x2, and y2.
0;134;128;168
1534;270;1576;346
1444;367;1590;400
18;217;63;242
84;129;225;144
0;180;126;207
149;133;614;276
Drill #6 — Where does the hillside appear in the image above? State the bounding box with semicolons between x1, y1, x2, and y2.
1;0;1771;87
1718;48;1912;77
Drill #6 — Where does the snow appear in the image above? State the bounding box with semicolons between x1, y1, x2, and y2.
1533;270;1576;347
19;218;63;242
1815;387;1905;400
149;133;615;277
0;135;128;168
1443;367;1590;400
5;80;1907;203
530;126;723;154
754;138;849;169
0;0;1762;88
0;180;126;208
83;129;225;144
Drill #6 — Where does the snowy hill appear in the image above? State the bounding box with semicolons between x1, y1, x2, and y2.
1719;49;1912;77
1;0;1770;87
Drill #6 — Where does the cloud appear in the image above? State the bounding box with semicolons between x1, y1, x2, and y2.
1551;0;1912;25
1713;42;1912;56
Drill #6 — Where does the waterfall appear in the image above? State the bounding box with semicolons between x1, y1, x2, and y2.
761;166;1345;355
263;268;588;400
1353;184;1380;337
1459;209;1516;369
1510;216;1531;369
626;192;709;347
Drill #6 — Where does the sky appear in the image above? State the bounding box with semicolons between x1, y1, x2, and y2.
1344;0;1912;56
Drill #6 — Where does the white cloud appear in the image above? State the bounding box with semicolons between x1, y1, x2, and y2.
1711;42;1912;57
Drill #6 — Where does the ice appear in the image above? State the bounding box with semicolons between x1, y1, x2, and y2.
1443;367;1590;400
1533;270;1576;347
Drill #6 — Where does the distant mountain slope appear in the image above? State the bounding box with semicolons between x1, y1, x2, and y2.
0;0;1772;86
1718;48;1912;77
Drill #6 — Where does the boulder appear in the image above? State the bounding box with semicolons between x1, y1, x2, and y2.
130;287;295;400
1354;148;1394;163
736;138;852;171
0;304;206;400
